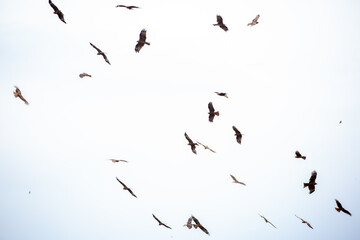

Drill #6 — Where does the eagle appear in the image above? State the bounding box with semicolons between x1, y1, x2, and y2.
13;86;29;105
49;0;66;24
184;132;198;154
295;151;306;160
214;92;228;98
208;102;219;122
90;42;111;65
213;15;228;31
183;217;193;229
116;5;139;10
335;199;352;216
259;214;277;229
232;126;242;144
152;214;172;229
295;215;313;229
303;170;317;194
79;73;92;78
230;174;246;185
135;29;150;53
192;216;209;235
196;141;216;153
247;14;260;26
116;177;137;198
109;159;128;163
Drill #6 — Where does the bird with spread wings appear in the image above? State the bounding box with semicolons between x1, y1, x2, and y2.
13;86;29;105
335;199;352;216
232;126;243;144
79;73;92;78
303;171;317;194
183;217;193;229
214;92;228;98
184;132;198;154
116;5;139;10
90;42;111;65
192;216;209;235
295;215;313;229
213;15;228;31
230;174;246;185
196;141;216;153
116;177;137;198
259;214;277;229
208;102;219;122
49;0;66;24
247;14;260;26
152;214;172;229
295;151;306;160
109;159;128;163
135;29;150;52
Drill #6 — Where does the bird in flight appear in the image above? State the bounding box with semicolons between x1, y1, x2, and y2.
184;132;198;154
208;102;219;122
183;217;193;229
109;159;128;163
196;141;216;153
116;177;137;198
135;29;150;53
232;126;242;144
259;214;277;229
214;92;228;98
213;15;228;31
295;215;313;229
116;5;139;10
304;170;317;194
230;174;246;185
79;73;92;78
192;215;209;235
13;86;29;105
335;199;352;216
90;42;110;65
247;14;260;26
152;214;172;229
295;151;306;160
49;0;66;24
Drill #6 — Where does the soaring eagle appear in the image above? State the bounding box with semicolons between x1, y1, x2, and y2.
259;214;277;229
213;15;228;31
79;73;92;78
116;5;139;10
214;92;228;98
303;171;317;194
232;126;242;144
90;42;111;65
184;132;198;154
49;0;66;24
116;177;137;198
152;214;172;229
247;14;260;26
295;151;306;160
13;86;29;105
192;216;209;235
196;141;216;153
230;174;246;185
208;102;219;122
295;215;313;229
183;217;193;229
335;199;352;216
109;159;128;163
135;29;150;52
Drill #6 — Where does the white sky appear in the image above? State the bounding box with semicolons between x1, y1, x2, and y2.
1;0;360;239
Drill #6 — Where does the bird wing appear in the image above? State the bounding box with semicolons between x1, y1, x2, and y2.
309;171;317;183
139;29;147;42
116;177;126;188
49;0;59;12
220;24;228;31
208;102;215;113
306;222;313;229
295;151;302;158
230;174;238;182
184;217;193;229
342;208;352;216
116;5;126;7
216;15;223;24
184;132;194;144
101;53;111;65
152;214;162;224
129;6;139;9
19;94;29;104
254;14;260;22
199;225;209;235
191;216;200;225
308;185;315;194
135;42;144;52
232;126;240;135
127;188;137;198
268;221;277;229
90;42;102;53
335;199;343;209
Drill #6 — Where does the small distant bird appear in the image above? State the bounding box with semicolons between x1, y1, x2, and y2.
295;215;313;229
184;132;198;154
335;199;352;216
208;102;219;122
295;151;306;160
49;0;66;24
303;171;317;194
28;191;31;194
152;214;172;229
232;126;242;144
248;14;260;26
259;214;277;229
230;174;246;185
196;141;216;153
90;42;111;65
183;217;193;229
213;15;228;31
116;5;139;10
214;92;228;98
135;29;150;53
192;216;209;235
13;86;29;105
79;73;92;78
109;159;128;163
116;177;137;198
339;120;342;124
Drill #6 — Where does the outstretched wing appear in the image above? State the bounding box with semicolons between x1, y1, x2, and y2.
295;151;302;158
232;125;240;135
216;15;223;25
230;174;238;182
90;42;102;53
49;0;59;12
335;199;343;209
253;14;260;22
184;132;194;144
199;225;209;235
208;102;215;113
309;171;317;184
116;177;126;188
127;188;137;198
184;217;193;229
101;53;111;65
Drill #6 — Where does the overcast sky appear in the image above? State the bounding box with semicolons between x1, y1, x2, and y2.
1;0;360;239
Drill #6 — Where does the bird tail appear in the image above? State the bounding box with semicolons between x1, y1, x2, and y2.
145;42;150;45
215;111;220;116
301;156;306;160
303;183;309;188
335;207;341;212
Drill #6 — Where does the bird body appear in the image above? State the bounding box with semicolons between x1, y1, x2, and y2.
303;171;317;194
135;29;150;52
214;15;228;31
335;199;351;216
49;0;66;23
13;86;29;105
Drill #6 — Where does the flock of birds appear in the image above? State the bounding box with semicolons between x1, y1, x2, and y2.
12;0;353;237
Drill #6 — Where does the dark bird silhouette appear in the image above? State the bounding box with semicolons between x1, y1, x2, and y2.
152;214;172;229
109;159;128;163
116;177;137;198
230;174;246;185
213;15;228;31
183;217;193;229
247;14;260;26
208;102;219;122
184;132;198;154
259;214;277;229
303;171;317;194
192;216;209;235
232;126;242;144
339;120;342;124
335;199;352;216
214;92;228;98
135;29;150;52
49;0;66;24
295;151;306;160
295;215;313;229
79;73;92;78
196;141;216;153
90;42;110;65
116;5;139;10
13;86;29;105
